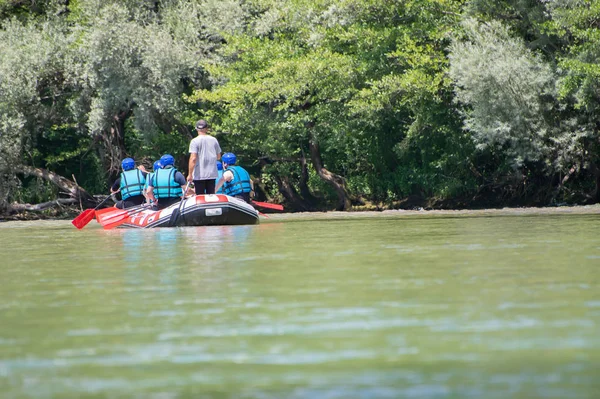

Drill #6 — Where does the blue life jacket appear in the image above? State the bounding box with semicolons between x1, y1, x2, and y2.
120;169;146;200
151;167;181;199
223;166;252;196
215;169;224;194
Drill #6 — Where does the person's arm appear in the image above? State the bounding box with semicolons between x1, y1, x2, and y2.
110;178;120;193
146;174;157;203
146;184;157;203
187;153;197;182
174;172;189;196
215;140;222;161
215;170;233;193
215;176;225;194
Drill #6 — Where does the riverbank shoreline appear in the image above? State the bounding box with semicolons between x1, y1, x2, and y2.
3;203;599;223
258;203;600;222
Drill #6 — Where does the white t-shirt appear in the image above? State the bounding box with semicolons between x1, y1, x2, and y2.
188;134;221;180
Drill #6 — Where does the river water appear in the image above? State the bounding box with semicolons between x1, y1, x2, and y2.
1;209;600;398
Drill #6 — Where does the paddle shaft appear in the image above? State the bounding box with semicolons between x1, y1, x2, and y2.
94;189;119;210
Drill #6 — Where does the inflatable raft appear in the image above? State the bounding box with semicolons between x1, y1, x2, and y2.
95;194;259;229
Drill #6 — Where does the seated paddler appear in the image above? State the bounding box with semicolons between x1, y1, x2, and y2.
111;157;148;209
215;152;254;203
146;154;187;210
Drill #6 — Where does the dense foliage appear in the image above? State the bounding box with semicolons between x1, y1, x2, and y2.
1;0;599;213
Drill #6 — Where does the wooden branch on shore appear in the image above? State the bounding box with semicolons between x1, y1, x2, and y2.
9;198;78;212
19;166;96;207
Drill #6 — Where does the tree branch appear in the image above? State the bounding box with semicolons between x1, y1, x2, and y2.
9;198;77;212
19;166;96;206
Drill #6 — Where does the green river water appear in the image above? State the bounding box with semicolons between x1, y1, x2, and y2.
1;209;599;398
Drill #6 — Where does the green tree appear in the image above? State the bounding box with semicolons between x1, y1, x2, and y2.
193;0;467;209
448;17;598;204
0;0;230;211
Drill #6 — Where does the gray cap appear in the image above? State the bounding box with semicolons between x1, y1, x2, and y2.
195;119;208;129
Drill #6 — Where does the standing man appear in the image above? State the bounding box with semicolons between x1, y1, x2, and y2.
187;119;221;195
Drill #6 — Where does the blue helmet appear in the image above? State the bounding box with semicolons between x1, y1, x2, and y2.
153;160;162;171
160;154;175;167
121;157;135;171
216;161;223;171
222;152;236;165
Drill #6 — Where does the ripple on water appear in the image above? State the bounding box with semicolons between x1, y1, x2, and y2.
157;317;446;340
2;215;600;398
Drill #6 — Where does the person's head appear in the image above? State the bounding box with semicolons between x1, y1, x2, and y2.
195;119;209;132
160;154;175;167
216;161;223;171
222;152;236;167
121;157;135;171
153;160;162;172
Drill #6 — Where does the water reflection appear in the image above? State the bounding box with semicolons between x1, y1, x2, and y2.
107;225;263;295
180;225;254;255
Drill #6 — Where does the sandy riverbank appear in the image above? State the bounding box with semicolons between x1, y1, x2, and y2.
260;204;600;222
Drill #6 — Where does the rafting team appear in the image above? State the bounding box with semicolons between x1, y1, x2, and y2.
110;120;253;210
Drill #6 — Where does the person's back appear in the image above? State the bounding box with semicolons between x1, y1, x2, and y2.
188;120;222;194
223;165;252;197
112;157;147;209
148;154;187;209
190;135;220;178
152;167;180;197
120;169;146;198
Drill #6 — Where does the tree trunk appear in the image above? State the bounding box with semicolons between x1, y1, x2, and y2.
299;149;318;205
588;162;600;204
258;155;317;211
20;166;96;207
272;175;314;212
9;198;77;212
308;138;351;211
100;110;132;179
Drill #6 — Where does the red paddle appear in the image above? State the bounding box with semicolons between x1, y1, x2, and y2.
71;209;95;229
71;191;118;229
102;207;150;230
94;206;125;225
251;200;284;211
97;204;150;229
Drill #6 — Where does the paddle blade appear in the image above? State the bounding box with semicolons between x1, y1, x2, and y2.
97;205;149;229
71;209;95;229
102;214;130;230
251;200;284;211
95;207;126;226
